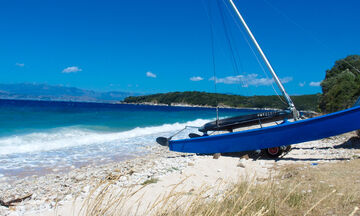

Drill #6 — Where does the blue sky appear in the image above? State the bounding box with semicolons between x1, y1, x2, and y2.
1;0;359;96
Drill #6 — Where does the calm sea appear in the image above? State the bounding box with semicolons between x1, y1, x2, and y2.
0;99;261;178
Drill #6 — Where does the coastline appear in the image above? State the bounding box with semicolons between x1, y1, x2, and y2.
1;131;359;215
120;101;281;111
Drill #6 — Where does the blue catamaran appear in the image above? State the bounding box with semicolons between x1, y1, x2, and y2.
156;0;360;157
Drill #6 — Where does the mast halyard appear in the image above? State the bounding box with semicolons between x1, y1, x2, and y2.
228;0;298;119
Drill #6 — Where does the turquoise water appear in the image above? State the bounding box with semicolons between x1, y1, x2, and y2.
0;99;261;177
0;100;252;136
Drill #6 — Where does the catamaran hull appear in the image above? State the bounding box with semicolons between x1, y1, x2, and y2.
169;106;360;154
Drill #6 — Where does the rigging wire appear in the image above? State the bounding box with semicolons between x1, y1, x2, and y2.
201;0;220;122
222;0;288;106
217;0;245;88
261;0;360;75
222;0;283;99
217;0;252;96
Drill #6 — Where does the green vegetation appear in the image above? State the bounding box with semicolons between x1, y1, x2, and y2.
124;92;320;111
141;178;159;185
319;55;360;113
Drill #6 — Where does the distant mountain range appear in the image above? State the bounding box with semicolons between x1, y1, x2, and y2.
0;83;138;102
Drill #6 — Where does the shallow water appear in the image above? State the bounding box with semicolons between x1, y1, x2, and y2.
0;99;262;177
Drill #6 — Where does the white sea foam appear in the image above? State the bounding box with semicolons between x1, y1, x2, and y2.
0;118;210;155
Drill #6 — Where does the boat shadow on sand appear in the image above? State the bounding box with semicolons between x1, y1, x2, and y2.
291;136;360;150
220;135;360;162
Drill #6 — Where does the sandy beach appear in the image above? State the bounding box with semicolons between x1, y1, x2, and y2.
1;0;359;214
0;129;359;216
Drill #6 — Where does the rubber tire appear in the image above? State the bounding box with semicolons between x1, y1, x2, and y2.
264;147;283;158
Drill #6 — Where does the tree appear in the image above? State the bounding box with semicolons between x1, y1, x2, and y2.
319;55;360;113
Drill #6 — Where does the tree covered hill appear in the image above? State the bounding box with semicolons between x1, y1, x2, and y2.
124;92;320;111
125;55;360;113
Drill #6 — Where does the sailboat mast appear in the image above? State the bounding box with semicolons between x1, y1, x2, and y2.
229;0;298;117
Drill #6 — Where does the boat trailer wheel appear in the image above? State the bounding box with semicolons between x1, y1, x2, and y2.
264;147;283;158
263;145;292;158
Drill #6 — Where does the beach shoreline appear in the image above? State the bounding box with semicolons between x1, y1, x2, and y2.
1;131;359;215
0;144;196;215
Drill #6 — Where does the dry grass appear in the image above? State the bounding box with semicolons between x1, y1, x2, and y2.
81;158;360;216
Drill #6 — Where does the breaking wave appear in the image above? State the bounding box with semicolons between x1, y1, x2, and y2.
0;118;210;155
